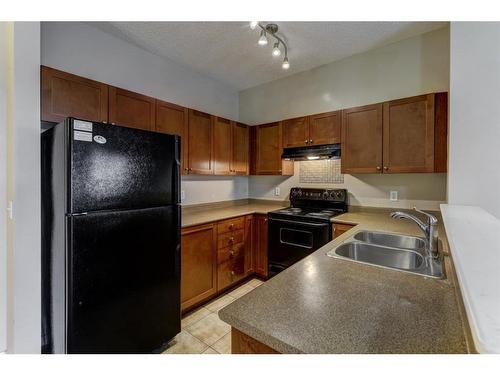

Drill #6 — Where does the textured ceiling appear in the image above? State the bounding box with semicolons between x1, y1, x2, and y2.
90;21;448;91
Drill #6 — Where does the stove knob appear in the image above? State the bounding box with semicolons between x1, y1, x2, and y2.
336;191;344;200
323;191;329;200
330;191;336;199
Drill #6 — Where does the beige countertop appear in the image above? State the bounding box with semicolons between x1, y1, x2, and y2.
181;199;287;227
218;207;471;353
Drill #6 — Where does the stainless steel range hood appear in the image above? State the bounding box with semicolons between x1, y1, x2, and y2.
281;144;341;161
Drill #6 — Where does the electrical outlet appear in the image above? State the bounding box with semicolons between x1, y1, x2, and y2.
180;190;186;201
274;187;280;196
390;191;398;201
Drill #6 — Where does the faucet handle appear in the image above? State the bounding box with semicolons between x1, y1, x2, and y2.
413;207;437;225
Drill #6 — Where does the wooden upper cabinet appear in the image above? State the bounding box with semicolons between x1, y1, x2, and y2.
108;87;155;131
309;111;341;145
181;223;217;312
231;122;249;175
254;122;281;174
341;104;383;174
41;66;108;123
155;100;189;174
383;94;435;173
433;92;448;173
188;109;214;175
252;122;293;175
213;117;233;175
282;116;309;148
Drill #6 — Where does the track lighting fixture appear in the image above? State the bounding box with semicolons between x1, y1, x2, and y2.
282;56;290;70
272;42;281;57
249;22;290;70
258;30;268;46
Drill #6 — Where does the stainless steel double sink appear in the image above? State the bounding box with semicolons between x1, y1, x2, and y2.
327;230;444;278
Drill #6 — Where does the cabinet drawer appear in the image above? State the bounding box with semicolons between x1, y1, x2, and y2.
217;255;245;291
218;242;245;264
218;229;244;248
217;217;245;234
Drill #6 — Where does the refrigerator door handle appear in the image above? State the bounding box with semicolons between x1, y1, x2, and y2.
173;137;181;204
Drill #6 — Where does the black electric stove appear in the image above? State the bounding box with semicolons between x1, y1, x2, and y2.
267;188;348;277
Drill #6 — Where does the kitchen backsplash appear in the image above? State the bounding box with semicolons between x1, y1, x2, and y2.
299;159;344;184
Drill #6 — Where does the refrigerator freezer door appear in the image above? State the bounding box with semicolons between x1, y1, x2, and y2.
67;206;180;353
70;120;180;213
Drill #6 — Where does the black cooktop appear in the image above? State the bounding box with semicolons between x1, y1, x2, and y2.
268;188;348;223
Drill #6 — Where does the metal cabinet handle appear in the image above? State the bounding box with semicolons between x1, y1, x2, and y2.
229;224;234;229
231;271;235;276
309;139;313;144
383;166;388;171
304;140;309;144
376;166;381;171
230;250;235;256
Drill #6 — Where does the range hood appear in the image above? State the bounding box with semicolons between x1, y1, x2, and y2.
281;143;341;161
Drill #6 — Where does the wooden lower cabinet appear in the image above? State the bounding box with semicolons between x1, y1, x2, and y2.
332;223;356;239
231;328;278;354
218;255;246;291
181;214;268;311
253;214;269;278
181;223;217;312
216;216;251;292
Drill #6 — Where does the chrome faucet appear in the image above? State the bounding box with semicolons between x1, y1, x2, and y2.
390;207;438;259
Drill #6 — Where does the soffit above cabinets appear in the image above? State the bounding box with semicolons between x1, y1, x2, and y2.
87;21;448;91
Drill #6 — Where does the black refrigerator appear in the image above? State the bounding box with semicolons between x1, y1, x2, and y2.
41;118;181;354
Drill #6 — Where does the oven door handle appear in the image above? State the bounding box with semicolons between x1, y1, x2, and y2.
269;218;329;227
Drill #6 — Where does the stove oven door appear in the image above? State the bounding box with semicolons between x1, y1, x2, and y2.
268;217;331;277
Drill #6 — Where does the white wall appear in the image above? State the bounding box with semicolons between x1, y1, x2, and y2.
41;22;246;206
448;22;500;219
240;27;449;124
181;176;248;206
241;27;450;210
250;164;447;211
3;22;41;353
0;22;8;353
41;22;239;120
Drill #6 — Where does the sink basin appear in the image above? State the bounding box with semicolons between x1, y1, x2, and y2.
353;231;426;251
333;242;424;270
327;231;444;278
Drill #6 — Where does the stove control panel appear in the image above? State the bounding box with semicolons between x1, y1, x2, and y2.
290;187;347;203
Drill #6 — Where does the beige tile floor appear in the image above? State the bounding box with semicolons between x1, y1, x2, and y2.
163;278;264;354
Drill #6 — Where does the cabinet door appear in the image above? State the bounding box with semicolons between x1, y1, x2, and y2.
181;223;217;312
188;109;214;175
255;122;282;175
253;215;268;278
341;104;383;174
213;117;233;175
244;215;254;275
282;116;309;148
309;111;341;145
383;94;435;173
155;100;189;174
332;223;356;239
41;66;108;123
231;122;249;175
108;87;155;131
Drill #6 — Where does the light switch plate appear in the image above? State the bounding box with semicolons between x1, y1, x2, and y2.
390;191;398;201
274;187;280;196
180;190;186;201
